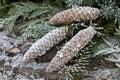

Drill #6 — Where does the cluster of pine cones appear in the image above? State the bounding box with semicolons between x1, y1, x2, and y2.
22;6;100;73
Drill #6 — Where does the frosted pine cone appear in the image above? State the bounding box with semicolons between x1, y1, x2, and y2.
49;6;100;26
46;26;96;73
22;27;68;63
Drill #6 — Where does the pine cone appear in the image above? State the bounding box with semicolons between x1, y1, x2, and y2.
45;26;96;73
22;27;68;63
49;6;100;26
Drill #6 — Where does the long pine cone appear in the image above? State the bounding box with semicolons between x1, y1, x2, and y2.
22;27;68;63
45;26;96;73
49;6;100;26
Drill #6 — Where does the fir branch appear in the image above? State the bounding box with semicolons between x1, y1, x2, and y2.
10;2;38;16
0;1;56;41
105;56;120;63
65;0;84;8
29;8;49;19
94;47;120;57
93;36;120;67
99;0;115;19
0;2;40;35
19;19;42;30
1;14;19;34
94;36;120;56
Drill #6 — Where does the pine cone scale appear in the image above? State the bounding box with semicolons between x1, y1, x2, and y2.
82;7;92;20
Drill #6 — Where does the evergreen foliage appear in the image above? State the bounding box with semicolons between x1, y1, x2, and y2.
0;0;120;80
94;36;120;67
65;0;96;8
0;2;57;44
98;0;115;20
65;0;84;8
